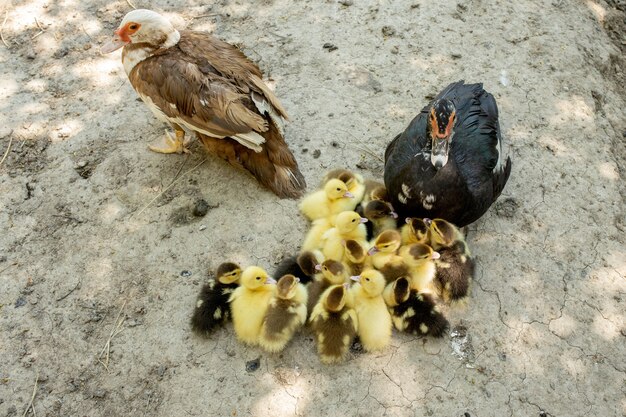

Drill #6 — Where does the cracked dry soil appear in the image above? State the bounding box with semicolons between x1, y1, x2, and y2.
1;0;625;416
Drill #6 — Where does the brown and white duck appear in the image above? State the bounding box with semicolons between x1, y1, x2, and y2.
384;81;512;225
101;9;306;198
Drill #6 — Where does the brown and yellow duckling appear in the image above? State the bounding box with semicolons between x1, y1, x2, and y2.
350;269;392;352
323;169;366;204
273;251;321;285
342;239;369;276
307;259;348;318
259;275;308;353
362;200;398;240
310;284;358;364
427;218;475;303
190;262;242;336
383;277;449;338
401;217;430;245
368;230;403;270
229;266;276;345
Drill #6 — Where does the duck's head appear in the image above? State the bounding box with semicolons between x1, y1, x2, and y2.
276;274;300;300
400;243;440;267
240;266;277;290
335;211;367;234
343;239;366;263
297;251;321;276
319;260;347;284
215;262;242;285
427;218;460;247
368;230;402;256
323;284;349;313
351;269;386;296
428;98;456;169
405;217;429;243
324;178;354;200
364;200;398;222
101;9;180;53
383;277;411;307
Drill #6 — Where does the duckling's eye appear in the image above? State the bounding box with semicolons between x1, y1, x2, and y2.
365;278;370;281
336;188;341;191
351;219;356;222
129;24;139;30
256;276;261;280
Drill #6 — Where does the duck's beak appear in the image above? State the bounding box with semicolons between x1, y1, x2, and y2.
265;277;277;285
350;275;361;282
360;217;368;223
390;211;398;219
430;137;449;169
100;33;129;54
431;251;441;260
344;191;354;198
314;264;322;271
367;247;379;256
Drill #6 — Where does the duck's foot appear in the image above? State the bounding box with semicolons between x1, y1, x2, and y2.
148;129;190;154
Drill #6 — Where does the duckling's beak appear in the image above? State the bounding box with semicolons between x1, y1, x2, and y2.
431;251;441;260
405;217;412;224
295;277;300;283
390;211;398;219
314;264;322;271
344;191;354;198
431;137;449;169
350;275;361;282
265;277;277;285
367;247;379;256
424;218;432;226
360;217;368;223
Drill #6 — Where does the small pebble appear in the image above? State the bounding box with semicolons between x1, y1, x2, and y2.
193;199;210;217
312;149;321;159
199;225;207;231
382;26;396;37
246;357;261;372
391;45;399;54
322;43;338;52
15;297;27;308
181;270;192;277
0;255;7;263
451;53;462;59
75;161;88;169
93;389;106;399
331;141;339;147
339;0;353;5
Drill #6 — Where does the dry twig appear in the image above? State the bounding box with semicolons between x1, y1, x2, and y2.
21;371;39;417
1;11;9;48
32;17;45;39
98;300;128;371
0;133;13;168
131;157;207;219
126;0;137;9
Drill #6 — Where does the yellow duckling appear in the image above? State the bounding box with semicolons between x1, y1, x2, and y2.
301;217;333;251
259;275;308;353
323;169;366;205
383;277;449;338
399;243;440;292
307;259;348;317
367;230;403;269
400;217;430;245
229;266;276;345
310;283;358;364
321;211;368;261
426;218;475;303
350;269;392;352
299;178;356;221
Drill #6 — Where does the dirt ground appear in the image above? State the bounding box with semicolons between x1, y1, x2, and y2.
1;0;625;416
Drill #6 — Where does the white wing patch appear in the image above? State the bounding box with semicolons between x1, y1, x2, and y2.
421;193;436;210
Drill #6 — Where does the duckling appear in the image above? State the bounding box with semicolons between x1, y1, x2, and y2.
310;283;358;364
302;217;333;251
299;178;357;221
363;200;398;240
427;219;475;303
229;266;276;345
368;230;403;270
400;217;430;245
342;239;368;276
321;211;368;261
350;269;392;352
361;180;388;206
190;262;242;336
323;169;366;204
399;243;440;292
307;259;348;317
383;277;449;338
259;275;308;352
273;251;321;285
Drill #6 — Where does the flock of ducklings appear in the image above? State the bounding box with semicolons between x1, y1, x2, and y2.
191;169;475;364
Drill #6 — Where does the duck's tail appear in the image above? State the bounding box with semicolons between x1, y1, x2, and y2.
197;122;306;199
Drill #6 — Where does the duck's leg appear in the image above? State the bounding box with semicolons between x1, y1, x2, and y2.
149;124;191;154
